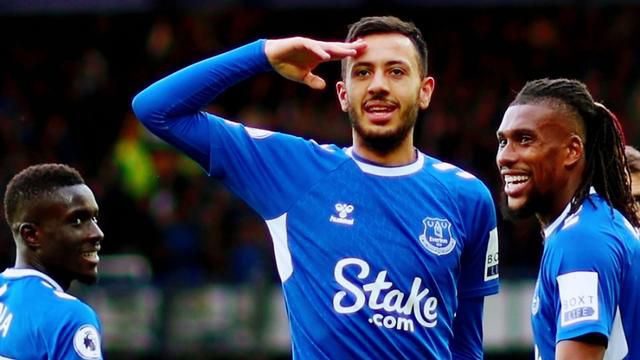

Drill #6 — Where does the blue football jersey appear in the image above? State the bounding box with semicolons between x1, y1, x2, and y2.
532;192;640;359
0;268;103;359
132;39;500;359
203;120;499;359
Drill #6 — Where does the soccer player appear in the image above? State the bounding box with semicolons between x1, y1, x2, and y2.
133;16;499;359
625;145;640;218
0;164;104;359
496;78;640;360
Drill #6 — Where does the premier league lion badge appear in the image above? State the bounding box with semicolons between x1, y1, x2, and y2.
419;217;457;255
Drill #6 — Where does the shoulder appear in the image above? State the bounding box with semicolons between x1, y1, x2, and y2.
43;290;102;358
423;155;494;203
552;199;628;246
30;284;99;324
225;119;350;160
545;202;630;272
15;279;100;335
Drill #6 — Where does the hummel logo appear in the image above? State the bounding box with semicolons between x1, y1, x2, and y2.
330;203;355;225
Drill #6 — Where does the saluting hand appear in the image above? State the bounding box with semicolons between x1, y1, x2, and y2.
265;37;366;90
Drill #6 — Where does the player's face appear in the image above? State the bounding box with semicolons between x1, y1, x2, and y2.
36;184;103;288
496;104;577;219
631;171;640;218
336;33;434;154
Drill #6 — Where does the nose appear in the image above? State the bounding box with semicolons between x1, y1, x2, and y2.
496;141;517;169
88;221;104;242
367;70;389;95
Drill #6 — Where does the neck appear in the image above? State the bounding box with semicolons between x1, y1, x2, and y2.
15;254;70;290
536;178;584;228
352;133;416;166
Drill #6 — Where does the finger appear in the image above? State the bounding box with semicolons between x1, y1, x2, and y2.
326;39;367;50
306;43;331;61
303;72;326;90
322;40;367;59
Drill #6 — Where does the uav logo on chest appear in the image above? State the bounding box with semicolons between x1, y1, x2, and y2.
419;217;457;255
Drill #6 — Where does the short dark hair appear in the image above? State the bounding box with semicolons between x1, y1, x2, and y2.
511;78;640;228
4;163;85;227
625;145;640;173
341;16;428;78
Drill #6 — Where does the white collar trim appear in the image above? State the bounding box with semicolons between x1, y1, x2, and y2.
1;268;64;291
543;187;596;238
346;147;424;177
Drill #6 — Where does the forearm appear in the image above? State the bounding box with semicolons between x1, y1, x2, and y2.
131;39;273;168
556;337;605;360
132;39;272;128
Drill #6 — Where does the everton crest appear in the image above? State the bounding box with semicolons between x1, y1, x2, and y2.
419;217;457;255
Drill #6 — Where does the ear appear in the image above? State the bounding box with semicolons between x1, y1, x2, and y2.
336;81;349;112
418;76;435;110
19;223;40;249
565;134;584;168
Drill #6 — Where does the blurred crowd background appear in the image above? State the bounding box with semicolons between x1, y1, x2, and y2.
1;1;640;359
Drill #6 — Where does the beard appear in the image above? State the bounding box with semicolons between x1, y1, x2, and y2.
76;272;99;285
348;97;419;155
499;191;536;221
498;187;555;222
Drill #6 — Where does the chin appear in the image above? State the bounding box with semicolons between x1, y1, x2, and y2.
76;273;99;286
350;107;416;154
353;122;413;154
499;193;536;221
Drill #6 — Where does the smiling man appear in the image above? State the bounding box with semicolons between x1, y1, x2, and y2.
0;163;104;359
496;78;640;360
133;16;499;359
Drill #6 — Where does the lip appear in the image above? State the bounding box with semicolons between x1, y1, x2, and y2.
81;247;100;264
501;171;531;198
363;100;398;125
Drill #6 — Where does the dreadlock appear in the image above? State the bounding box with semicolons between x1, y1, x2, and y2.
511;78;640;228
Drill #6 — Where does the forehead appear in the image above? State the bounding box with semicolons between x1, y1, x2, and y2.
349;33;419;68
497;103;567;135
41;184;98;212
58;184;96;202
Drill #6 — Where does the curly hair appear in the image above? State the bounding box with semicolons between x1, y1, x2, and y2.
4;163;85;228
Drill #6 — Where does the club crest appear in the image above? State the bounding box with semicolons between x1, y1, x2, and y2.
531;280;540;315
419;217;457;255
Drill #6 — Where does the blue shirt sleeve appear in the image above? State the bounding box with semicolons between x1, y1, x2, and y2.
204;120;346;219
131;40;347;219
450;297;485;359
545;222;623;343
456;180;500;298
131;39;272;169
48;299;103;360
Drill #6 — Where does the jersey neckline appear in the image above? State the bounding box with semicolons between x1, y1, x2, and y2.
543;187;597;238
345;147;424;177
1;268;64;292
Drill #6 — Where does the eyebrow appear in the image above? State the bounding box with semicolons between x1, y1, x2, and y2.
351;60;411;68
66;207;99;219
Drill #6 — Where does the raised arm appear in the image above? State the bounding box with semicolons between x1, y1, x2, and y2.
131;37;365;168
131;40;271;167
